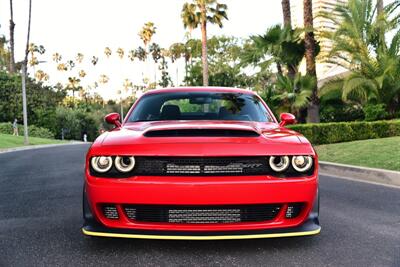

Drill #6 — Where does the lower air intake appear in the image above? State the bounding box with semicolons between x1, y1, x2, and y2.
123;204;281;224
102;205;119;219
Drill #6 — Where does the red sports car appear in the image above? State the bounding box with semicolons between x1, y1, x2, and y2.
82;87;320;240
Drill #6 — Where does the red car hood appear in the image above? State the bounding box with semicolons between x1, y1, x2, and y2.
92;121;314;156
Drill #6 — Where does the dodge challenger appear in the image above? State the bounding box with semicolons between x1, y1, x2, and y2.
82;87;320;240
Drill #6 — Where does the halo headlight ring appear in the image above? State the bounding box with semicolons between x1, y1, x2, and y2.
91;156;113;173
269;156;290;172
291;156;313;172
115;156;135;173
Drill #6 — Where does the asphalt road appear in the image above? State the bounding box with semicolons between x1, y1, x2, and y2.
0;144;399;267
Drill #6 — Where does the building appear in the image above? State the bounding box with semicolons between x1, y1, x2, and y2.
290;0;348;81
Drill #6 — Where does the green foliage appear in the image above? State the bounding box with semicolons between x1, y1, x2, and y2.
184;36;253;88
269;73;314;114
0;71;66;125
0;122;54;139
54;106;101;141
363;104;388;121
320;0;400;116
241;25;307;74
320;104;364;122
288;120;400;145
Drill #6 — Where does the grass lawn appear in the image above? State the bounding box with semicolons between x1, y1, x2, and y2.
0;133;67;149
315;136;400;171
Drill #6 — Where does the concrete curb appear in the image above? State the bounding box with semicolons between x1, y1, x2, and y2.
319;161;400;187
0;142;87;154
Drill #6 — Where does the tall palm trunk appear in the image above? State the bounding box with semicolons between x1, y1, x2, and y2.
200;3;209;86
21;0;32;145
377;0;383;15
303;0;319;123
281;0;296;79
281;0;292;28
376;0;385;53
9;0;16;73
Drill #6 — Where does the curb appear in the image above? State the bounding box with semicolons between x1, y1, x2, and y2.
319;161;400;187
0;142;88;154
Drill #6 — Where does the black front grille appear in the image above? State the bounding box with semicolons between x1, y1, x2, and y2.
144;129;260;137
90;156;314;177
135;157;268;176
123;204;281;224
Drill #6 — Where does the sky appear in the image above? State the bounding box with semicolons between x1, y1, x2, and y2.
0;0;283;99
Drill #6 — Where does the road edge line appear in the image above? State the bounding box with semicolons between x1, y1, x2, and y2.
319;161;400;187
0;142;87;154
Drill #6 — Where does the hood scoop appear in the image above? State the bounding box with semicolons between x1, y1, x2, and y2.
144;128;260;137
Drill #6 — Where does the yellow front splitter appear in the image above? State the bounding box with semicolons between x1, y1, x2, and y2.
82;227;321;240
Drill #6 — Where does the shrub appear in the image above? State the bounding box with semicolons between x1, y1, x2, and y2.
363;104;389;121
0;122;54;139
320;104;365;122
288;120;400;145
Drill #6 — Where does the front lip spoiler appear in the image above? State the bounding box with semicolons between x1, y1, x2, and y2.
82;218;321;240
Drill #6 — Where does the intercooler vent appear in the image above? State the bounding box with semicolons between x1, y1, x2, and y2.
285;203;304;219
102;205;119;219
123;204;281;224
144;129;260;137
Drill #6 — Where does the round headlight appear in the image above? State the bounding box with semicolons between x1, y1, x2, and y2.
115;156;135;173
292;156;313;172
269;156;290;172
91;156;112;173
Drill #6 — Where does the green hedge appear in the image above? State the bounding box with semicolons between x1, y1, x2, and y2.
288;120;400;145
0;122;54;139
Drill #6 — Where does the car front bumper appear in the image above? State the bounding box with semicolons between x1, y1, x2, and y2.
83;172;320;240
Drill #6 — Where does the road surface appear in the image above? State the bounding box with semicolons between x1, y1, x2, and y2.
0;144;399;266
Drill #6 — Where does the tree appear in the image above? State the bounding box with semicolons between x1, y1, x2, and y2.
241;25;306;78
139;22;156;87
181;0;228;86
281;0;292;28
21;0;32;144
303;0;319;122
271;73;314;116
138;22;156;48
169;42;186;84
9;0;16;73
321;0;400;116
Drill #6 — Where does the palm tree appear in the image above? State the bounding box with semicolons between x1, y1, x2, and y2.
281;0;292;28
139;22;157;87
303;0;319;122
21;0;32;145
116;48;124;59
321;0;400;116
272;73;314;115
104;47;112;58
67;76;81;105
9;0;16;73
76;53;84;63
138;22;156;48
52;52;62;63
169;42;186;85
181;0;228;86
241;25;305;77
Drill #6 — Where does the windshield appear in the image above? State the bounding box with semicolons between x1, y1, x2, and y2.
127;92;273;122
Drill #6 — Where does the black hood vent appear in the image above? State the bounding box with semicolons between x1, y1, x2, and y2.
144;129;260;137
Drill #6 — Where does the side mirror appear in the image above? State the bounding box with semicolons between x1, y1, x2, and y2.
279;113;296;127
105;113;122;128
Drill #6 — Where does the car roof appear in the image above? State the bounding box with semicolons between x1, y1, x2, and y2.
143;86;257;96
